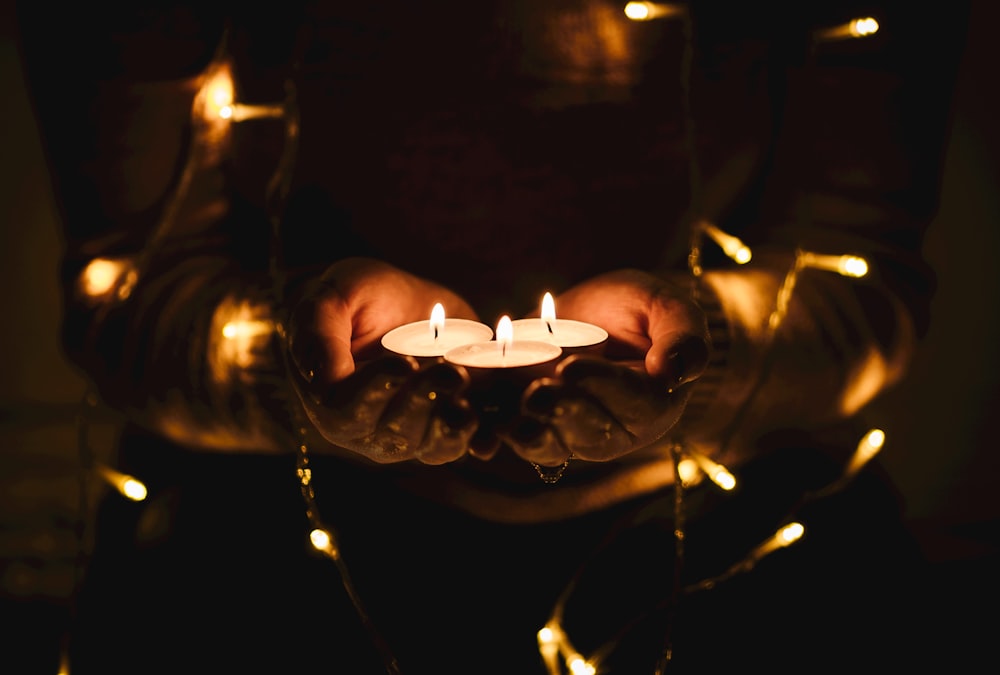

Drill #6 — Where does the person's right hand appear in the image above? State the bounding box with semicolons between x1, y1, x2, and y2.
286;257;481;465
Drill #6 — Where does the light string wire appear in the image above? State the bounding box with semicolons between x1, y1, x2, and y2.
261;21;406;675
63;26;240;672
67;8;889;675
541;8;887;674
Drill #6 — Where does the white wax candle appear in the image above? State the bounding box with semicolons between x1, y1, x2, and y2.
443;340;563;368
381;303;494;357
510;292;608;348
443;315;562;368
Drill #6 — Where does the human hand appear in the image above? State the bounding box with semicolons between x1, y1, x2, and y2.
286;257;480;464
503;269;711;466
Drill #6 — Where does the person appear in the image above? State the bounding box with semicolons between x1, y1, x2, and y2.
15;1;969;673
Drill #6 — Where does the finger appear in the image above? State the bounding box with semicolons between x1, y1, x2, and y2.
503;414;570;466
373;361;472;461
646;333;711;387
522;379;633;461
557;356;667;433
312;355;419;448
415;398;478;465
555;355;692;451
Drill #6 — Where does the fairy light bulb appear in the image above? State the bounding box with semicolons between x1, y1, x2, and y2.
778;522;805;545
702;222;752;264
677;457;701;486
799;251;869;278
624;1;651;19
201;64;235;122
815;16;881;42
97;464;147;501
751;521;806;560
79;257;138;302
568;655;596;675
310;528;339;560
850;17;879;37
688;450;737;491
212;299;275;371
222;319;274;340
623;2;683;20
845;428;885;477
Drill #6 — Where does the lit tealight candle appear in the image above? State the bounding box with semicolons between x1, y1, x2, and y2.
444;315;562;369
381;303;494;358
510;292;608;352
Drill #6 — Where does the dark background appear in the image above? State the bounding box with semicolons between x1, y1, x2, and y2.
2;1;998;672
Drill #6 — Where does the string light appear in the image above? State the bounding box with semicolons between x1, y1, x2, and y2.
686;448;737;491
751;521;806;560
536;622;597;675
309;527;339;560
676;456;702;487
219;102;285;122
814;16;880;42
623;2;684;21
701;222;753;265
769;249;871;330
798;252;869;278
844;428;885;478
95;463;147;501
212;299;276;371
78;257;138;302
67;17;902;675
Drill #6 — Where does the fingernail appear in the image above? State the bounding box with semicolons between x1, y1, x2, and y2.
666;337;710;385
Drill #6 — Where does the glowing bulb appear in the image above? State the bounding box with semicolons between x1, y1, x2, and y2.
677;457;701;486
121;478;148;501
702;222;752;265
538;627;556;645
839;255;869;278
863;428;886;452
751;521;806;559
846;427;886;476
202;65;235;121
310;528;340;559
430;303;446;339
81;258;122;296
778;522;805;546
711;467;737;491
568;656;596;675
97;464;147;501
850;17;879;37
222;319;273;340
79;257;138;301
688;450;737;491
799;251;870;278
624;1;682;20
624;1;651;20
816;16;881;42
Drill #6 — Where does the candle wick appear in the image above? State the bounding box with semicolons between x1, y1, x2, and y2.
546;320;554;335
434;326;439;340
502;342;507;358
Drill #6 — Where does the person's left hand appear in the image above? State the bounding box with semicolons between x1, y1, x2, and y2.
502;269;711;467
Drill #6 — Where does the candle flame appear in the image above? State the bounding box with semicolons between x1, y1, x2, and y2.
541;292;556;334
430;303;445;340
497;315;513;357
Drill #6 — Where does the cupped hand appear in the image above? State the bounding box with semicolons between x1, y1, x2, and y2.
286;257;481;464
503;269;711;466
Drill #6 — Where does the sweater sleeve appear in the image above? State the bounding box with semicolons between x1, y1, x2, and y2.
674;1;967;462
16;3;308;453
